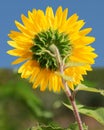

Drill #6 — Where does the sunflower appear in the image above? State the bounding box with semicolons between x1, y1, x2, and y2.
7;6;97;92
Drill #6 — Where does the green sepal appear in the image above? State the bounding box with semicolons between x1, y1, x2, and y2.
64;62;87;69
31;28;71;71
56;72;74;82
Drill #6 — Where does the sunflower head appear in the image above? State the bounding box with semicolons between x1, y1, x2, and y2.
31;28;71;71
7;6;97;92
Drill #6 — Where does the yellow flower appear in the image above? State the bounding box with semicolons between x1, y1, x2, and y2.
7;6;97;92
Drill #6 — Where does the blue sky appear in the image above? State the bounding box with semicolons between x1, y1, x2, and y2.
0;0;104;68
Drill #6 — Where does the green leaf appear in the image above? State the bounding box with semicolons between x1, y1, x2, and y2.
69;122;88;130
76;83;104;96
28;124;63;130
28;123;88;130
64;103;104;126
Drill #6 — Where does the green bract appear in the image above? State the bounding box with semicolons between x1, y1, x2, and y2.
31;29;71;71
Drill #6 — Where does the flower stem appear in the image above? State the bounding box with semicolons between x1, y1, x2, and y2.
62;80;83;130
60;63;83;130
60;61;83;130
50;44;83;130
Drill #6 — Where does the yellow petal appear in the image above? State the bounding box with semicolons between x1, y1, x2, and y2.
74;20;85;31
67;13;79;24
12;57;27;64
30;67;40;83
18;61;30;73
7;41;19;48
21;14;36;31
46;6;54;18
15;20;34;36
79;28;92;36
73;36;95;45
40;69;50;91
82;36;95;44
46;7;54;28
33;69;45;89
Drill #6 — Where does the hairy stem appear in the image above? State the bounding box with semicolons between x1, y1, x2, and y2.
62;80;83;130
60;65;83;130
50;44;83;130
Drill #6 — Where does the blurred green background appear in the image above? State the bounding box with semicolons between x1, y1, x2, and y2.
0;68;104;130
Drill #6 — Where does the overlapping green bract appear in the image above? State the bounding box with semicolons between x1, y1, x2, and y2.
31;29;71;70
